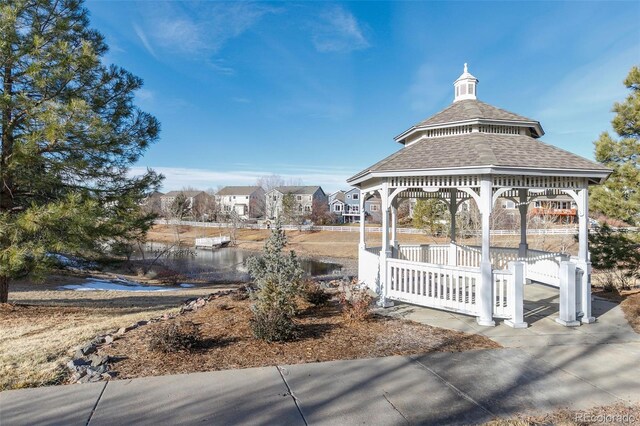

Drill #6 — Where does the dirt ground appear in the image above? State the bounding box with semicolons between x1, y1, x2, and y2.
484;402;640;425
0;272;236;390
148;224;579;259
97;294;500;380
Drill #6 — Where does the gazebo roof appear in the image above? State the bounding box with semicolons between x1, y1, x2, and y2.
348;133;610;184
349;64;611;186
418;99;538;128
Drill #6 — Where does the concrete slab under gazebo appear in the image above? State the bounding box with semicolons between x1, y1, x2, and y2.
348;65;611;327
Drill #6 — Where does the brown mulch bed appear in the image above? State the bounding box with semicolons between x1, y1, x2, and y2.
621;292;640;333
97;295;500;380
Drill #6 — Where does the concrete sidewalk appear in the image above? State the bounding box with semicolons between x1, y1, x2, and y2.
3;284;639;425
2;343;639;425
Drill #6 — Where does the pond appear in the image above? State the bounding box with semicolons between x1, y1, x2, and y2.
134;243;344;282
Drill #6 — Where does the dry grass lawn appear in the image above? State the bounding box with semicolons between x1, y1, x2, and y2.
0;274;235;390
97;294;500;380
148;224;579;259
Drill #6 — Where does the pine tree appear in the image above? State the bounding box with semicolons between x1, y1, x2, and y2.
0;0;162;302
590;66;640;225
246;219;303;341
412;199;449;236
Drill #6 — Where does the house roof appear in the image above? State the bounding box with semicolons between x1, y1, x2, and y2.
162;190;205;198
349;133;610;182
272;186;324;195
216;186;262;196
330;191;345;202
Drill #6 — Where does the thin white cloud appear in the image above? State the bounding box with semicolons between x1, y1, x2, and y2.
138;2;276;59
133;23;157;59
533;46;637;140
406;63;451;113
130;166;353;193
312;6;369;53
135;88;154;103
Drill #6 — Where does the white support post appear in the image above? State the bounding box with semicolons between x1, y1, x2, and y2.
378;182;393;308
449;188;458;266
359;191;366;249
518;189;528;258
577;188;595;323
505;261;527;328
390;200;398;254
556;261;580;326
477;176;495;326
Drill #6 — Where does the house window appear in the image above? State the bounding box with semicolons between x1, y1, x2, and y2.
272;195;277;201
304;205;311;212
334;204;342;212
371;205;379;211
298;205;303;212
352;193;359;200
297;195;302;201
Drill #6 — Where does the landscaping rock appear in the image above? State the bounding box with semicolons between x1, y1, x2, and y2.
75;343;96;358
66;359;89;370
89;354;110;367
88;364;108;375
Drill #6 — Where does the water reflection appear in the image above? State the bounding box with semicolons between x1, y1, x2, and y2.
135;243;342;282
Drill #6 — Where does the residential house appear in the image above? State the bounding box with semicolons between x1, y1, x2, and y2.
141;191;164;216
493;194;577;224
265;186;327;220
160;190;213;219
328;190;346;220
215;186;265;219
330;189;381;223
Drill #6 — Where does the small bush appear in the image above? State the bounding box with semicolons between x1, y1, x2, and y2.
250;306;297;342
154;269;181;285
231;285;251;301
148;321;202;353
339;285;373;322
303;280;331;306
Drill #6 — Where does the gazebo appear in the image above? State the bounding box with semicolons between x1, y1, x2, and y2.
348;64;611;328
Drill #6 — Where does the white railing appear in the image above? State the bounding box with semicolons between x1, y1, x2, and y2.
397;244;449;264
492;269;512;319
358;247;381;292
365;246;382;256
386;258;480;316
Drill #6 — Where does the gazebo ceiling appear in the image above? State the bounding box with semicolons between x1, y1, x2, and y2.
348;133;610;184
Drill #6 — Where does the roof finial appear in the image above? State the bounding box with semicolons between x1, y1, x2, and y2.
453;63;478;102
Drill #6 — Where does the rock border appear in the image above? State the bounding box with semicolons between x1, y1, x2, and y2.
67;290;236;384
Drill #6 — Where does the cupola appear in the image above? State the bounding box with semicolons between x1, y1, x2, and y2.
453;63;478;102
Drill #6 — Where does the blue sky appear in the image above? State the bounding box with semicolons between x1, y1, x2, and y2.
87;1;640;193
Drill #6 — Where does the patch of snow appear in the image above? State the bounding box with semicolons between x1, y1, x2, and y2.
59;278;183;292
